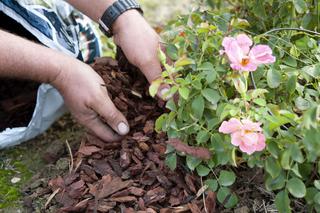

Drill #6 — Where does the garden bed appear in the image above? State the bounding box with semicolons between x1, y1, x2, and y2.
7;57;308;212
21;57;216;212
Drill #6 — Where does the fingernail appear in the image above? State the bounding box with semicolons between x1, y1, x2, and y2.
160;88;172;100
118;122;129;135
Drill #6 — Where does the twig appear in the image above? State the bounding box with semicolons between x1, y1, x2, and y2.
65;140;73;174
45;188;60;209
201;177;209;213
74;159;83;173
262;27;320;36
250;72;257;90
263;200;267;213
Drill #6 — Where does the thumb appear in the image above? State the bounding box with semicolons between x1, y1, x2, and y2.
92;96;130;136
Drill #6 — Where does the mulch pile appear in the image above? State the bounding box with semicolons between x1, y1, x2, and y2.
22;57;216;212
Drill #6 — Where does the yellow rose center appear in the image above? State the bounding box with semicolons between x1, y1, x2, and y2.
241;58;250;66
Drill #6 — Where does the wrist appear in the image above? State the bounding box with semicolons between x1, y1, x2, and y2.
50;57;81;91
98;0;143;37
112;9;142;35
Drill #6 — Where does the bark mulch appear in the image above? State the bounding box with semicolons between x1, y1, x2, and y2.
22;57;216;213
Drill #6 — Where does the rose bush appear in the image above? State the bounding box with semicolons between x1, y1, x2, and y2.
150;0;320;211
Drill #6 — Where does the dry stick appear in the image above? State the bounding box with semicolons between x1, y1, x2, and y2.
263;200;267;213
45;188;61;209
201;177;209;213
65;140;74;174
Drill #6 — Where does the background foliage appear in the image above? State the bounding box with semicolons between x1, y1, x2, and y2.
154;0;320;211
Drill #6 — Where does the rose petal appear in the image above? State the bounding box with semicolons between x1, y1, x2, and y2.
242;119;262;132
239;143;256;155
242;132;259;146
255;133;266;151
236;34;252;54
219;118;242;134
222;37;235;49
230;131;242;146
249;45;276;65
242;61;258;72
224;40;244;67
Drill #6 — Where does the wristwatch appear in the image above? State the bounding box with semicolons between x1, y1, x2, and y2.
99;0;143;37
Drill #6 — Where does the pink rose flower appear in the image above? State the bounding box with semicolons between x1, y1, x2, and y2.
218;118;266;155
221;34;275;72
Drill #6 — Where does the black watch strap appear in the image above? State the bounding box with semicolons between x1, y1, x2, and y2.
99;0;143;37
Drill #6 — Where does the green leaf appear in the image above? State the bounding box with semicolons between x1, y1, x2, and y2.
289;144;304;163
196;165;210;176
191;96;205;119
295;97;310;111
267;141;280;159
158;48;167;65
219;170;236;186
149;79;162;97
165;152;177;170
314;192;320;205
166;44;179;61
303;128;320;158
217;187;238;208
291;164;302;178
205;179;218;192
306;187;318;205
186;155;202;171
224;193;238;208
314;180;320;190
293;0;308;14
217;187;230;204
283;57;297;67
196;130;210;144
267;68;281;88
198;62;216;83
155;113;167;132
287;178;306;198
280;150;291;170
178;87;190;100
265;171;286;191
253;98;266;106
275;190;291;213
175;57;194;67
265;157;281;178
201;88;220;104
166;99;176;111
302;106;320;129
286;75;296;94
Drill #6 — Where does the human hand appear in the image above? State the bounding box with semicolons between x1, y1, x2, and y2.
112;10;170;98
52;60;129;142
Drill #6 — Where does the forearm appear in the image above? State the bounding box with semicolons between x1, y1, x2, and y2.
66;0;116;22
0;29;77;85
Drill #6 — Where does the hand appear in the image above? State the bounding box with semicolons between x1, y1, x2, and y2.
112;10;170;98
52;60;129;142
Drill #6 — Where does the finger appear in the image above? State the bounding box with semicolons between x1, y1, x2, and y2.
92;94;130;136
85;116;123;142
